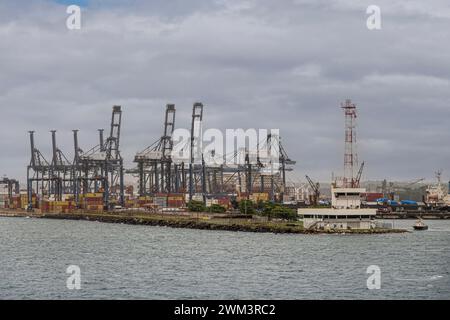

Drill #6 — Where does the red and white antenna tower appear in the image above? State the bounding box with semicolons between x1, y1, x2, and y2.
341;99;358;188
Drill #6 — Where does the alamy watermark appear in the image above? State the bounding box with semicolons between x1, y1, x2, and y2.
64;4;380;31
66;265;81;290
366;265;381;289
66;5;81;30
366;5;381;30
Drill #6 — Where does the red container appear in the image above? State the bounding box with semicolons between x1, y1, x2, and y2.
167;200;185;208
362;193;384;202
155;193;169;197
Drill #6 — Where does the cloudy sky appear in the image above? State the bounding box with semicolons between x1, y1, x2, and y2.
0;0;449;185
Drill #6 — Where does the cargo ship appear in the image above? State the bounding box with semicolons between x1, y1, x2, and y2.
425;170;450;207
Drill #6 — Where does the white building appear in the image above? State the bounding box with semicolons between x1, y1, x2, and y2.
331;187;365;209
298;208;377;230
298;187;377;230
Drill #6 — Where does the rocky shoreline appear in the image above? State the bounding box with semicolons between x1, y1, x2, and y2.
0;209;408;234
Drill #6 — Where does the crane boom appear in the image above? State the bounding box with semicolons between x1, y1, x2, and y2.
355;161;365;187
305;175;320;205
305;175;317;192
406;178;425;187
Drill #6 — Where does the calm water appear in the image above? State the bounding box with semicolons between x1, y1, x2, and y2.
0;217;449;299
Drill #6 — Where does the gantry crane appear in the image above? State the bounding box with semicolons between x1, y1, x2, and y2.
133;104;187;196
77;105;125;208
0;177;20;198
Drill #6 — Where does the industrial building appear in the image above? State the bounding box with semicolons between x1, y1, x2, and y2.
20;103;295;213
298;99;378;230
299;209;377;230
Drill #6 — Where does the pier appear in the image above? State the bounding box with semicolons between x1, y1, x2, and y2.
376;211;450;220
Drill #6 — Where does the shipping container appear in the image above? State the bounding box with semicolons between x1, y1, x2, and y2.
249;192;269;202
191;194;204;202
362;193;384;202
85;193;104;198
167;199;185;208
154;196;167;207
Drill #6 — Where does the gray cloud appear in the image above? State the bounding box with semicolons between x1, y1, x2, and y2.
0;0;449;185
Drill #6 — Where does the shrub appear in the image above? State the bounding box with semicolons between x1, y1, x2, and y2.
262;201;275;216
271;205;297;221
188;200;205;212
209;204;226;213
239;200;255;214
253;201;297;221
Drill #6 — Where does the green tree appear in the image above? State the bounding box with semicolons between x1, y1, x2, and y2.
253;201;297;221
188;200;205;212
271;205;297;220
239;200;255;214
262;202;275;217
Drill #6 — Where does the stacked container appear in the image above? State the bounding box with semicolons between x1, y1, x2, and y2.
137;196;152;208
40;199;50;213
10;195;20;209
83;193;104;212
250;192;269;202
167;193;185;208
48;201;75;213
0;194;8;209
153;193;168;208
9;194;36;209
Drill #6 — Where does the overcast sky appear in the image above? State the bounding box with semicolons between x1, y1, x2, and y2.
0;0;449;185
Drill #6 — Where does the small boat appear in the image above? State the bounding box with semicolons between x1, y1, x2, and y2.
413;219;428;230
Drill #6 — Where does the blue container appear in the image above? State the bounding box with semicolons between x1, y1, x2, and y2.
400;200;417;205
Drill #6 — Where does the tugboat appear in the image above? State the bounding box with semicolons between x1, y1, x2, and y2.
413;218;428;231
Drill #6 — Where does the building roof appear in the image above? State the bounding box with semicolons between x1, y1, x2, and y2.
298;208;376;216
